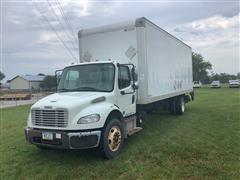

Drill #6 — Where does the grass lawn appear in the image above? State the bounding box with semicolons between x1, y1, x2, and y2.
0;88;239;179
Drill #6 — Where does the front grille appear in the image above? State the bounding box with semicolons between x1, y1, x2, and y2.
32;109;68;127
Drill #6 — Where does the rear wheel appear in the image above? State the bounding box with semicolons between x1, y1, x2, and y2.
169;98;176;114
176;96;185;115
169;96;185;115
99;118;124;159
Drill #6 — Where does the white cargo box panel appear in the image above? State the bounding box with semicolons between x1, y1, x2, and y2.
78;17;193;105
78;20;138;64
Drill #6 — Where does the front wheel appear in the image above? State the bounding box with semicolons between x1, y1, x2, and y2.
99;118;124;159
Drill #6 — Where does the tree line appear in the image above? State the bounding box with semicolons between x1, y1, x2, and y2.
192;52;239;84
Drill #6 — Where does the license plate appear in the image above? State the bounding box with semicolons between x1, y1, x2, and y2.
42;132;53;140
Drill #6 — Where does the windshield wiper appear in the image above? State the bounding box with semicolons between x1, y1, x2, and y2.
57;88;71;92
73;87;103;92
58;87;104;92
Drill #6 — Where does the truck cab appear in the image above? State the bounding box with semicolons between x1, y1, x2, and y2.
25;61;140;159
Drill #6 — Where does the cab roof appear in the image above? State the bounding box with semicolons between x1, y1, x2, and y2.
65;60;115;68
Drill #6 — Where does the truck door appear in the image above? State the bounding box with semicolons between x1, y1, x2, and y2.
117;65;136;117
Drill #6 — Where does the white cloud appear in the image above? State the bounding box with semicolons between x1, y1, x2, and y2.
172;14;239;48
64;0;92;17
170;14;239;74
36;31;57;43
190;14;239;30
6;14;22;25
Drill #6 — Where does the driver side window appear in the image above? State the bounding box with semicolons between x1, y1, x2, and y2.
118;66;131;89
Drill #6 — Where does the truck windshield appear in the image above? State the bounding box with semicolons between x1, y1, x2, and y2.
57;63;115;92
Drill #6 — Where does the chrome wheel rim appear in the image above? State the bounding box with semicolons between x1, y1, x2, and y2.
108;126;121;152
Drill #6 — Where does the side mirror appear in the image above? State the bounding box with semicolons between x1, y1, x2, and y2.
131;67;138;82
132;82;139;90
55;69;63;86
131;67;138;90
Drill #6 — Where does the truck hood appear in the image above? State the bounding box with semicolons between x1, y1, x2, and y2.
31;92;108;109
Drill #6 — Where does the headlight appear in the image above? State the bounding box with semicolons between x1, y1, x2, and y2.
77;114;100;124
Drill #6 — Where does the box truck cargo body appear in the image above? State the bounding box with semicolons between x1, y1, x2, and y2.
25;17;193;159
79;17;193;104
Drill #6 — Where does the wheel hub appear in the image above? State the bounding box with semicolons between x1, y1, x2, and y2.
108;126;121;152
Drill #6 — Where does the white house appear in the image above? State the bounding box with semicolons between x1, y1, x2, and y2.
9;75;45;90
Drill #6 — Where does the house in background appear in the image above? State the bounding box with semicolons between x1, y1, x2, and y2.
9;75;45;90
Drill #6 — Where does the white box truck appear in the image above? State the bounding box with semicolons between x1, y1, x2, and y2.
25;17;193;159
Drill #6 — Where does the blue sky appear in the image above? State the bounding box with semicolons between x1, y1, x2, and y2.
1;0;239;81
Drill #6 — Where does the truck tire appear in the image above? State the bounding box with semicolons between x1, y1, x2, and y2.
169;96;185;115
99;118;124;159
175;96;185;115
169;98;176;115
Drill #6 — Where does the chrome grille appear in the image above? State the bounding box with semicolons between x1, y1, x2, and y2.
32;109;68;127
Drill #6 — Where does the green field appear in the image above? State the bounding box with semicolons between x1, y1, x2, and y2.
0;88;239;179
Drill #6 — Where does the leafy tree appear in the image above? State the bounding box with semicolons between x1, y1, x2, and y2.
40;75;57;90
211;73;238;83
192;52;212;83
237;72;240;79
0;71;5;81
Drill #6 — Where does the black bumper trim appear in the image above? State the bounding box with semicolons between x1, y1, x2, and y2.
24;127;101;149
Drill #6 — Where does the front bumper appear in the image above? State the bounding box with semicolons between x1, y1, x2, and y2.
24;127;101;149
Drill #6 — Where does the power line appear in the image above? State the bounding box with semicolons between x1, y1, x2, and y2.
55;0;77;41
46;0;78;51
54;0;78;44
32;1;78;62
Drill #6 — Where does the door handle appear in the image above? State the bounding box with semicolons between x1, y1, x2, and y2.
120;90;135;95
